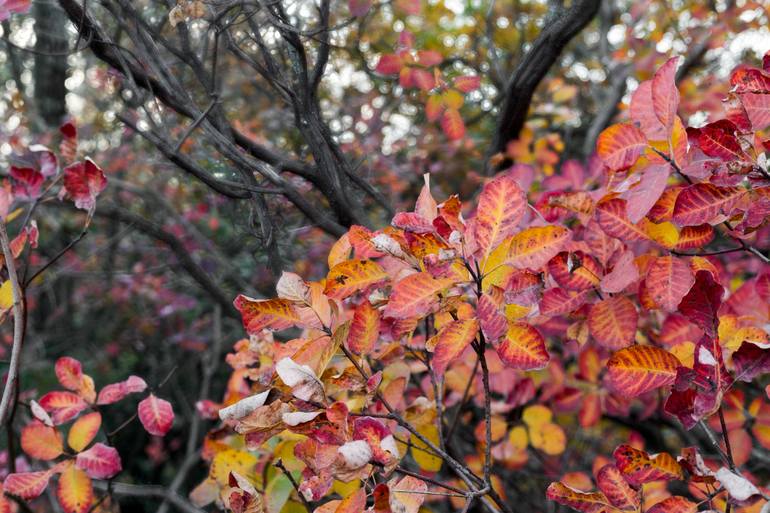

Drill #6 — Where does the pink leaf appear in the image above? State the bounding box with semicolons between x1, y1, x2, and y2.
97;376;148;405
75;443;122;479
138;394;174;436
348;0;371;16
55;356;84;391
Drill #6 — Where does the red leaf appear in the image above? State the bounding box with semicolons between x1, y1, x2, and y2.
651;57;680;133
687;120;744;161
622;164;670;223
138;394;174;436
375;54;402;75
595;199;650;242
62;159;107;211
676;270;723;337
9;167;44;200
672;183;744;226
75;443;122;479
547;251;602;291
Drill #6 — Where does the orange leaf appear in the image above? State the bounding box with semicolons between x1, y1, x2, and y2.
546;482;612;513
441;108;465;140
507;226;571;271
596;123;647;171
57;462;93;513
588;296;638;349
346;301;380;355
646;496;697;513
645;256;695;312
473;172;526;268
233;296;300;334
606;345;680;397
68;412;102;452
324;259;388;300
595;464;640;511
675;224;714;250
547;251;602;291
429;319;479;376
613;444;683;485
21;421;63;460
384;272;453;319
595;198;650;242
496;322;550;370
334;488;367;513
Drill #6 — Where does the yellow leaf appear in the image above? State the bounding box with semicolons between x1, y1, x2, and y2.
640;219;679;249
68;412;102;452
209;449;258;486
324;259;388;300
332;479;360;498
410;423;442;472
529;422;566;455
57;463;93;513
522;405;552;429
508;425;528;450
507;226;571;270
0;280;13;310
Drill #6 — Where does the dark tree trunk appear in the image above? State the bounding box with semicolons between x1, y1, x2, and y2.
33;0;69;126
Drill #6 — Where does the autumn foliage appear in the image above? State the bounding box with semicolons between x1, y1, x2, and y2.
122;54;770;513
2;7;770;513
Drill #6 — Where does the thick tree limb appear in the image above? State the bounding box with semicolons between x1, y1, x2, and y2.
489;0;601;158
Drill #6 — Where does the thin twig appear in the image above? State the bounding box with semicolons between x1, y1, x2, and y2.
275;459;312;512
0;221;26;425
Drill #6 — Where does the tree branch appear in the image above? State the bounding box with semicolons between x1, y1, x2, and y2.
489;0;601;160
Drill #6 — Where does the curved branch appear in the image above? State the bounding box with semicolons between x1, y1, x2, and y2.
489;0;601;158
